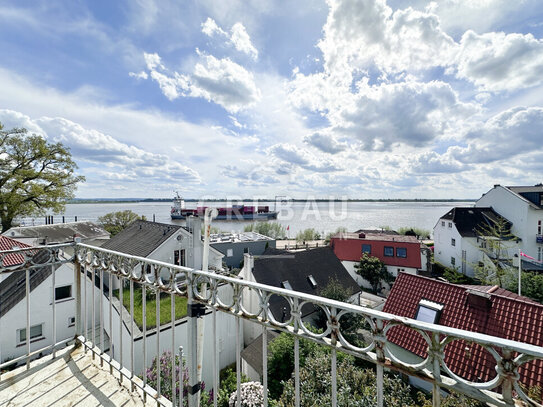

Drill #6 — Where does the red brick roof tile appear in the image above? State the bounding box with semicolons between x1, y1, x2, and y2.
383;273;543;388
0;235;31;266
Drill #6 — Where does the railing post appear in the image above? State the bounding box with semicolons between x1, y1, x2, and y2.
187;277;203;407
431;332;441;407
74;244;82;342
375;319;384;407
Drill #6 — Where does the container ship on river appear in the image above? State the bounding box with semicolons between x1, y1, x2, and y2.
170;194;278;220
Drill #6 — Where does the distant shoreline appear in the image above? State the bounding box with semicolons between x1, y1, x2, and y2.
69;198;476;204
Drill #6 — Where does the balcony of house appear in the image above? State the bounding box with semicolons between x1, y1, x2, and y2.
1;243;543;407
537;234;543;244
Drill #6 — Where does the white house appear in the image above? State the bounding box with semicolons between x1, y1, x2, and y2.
475;184;543;263
433;207;516;277
0;236;82;367
3;221;110;247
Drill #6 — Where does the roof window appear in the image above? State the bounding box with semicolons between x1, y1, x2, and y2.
281;280;293;290
307;275;317;289
415;299;444;324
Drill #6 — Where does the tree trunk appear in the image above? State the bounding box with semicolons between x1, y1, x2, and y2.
2;215;13;232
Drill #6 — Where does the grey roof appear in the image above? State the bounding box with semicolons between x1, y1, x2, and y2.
440;207;513;238
506;185;543;209
252;247;360;320
4;221;110;244
241;331;279;376
101;220;183;257
0;250;52;318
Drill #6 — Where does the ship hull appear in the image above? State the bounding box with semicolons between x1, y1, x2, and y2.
171;212;278;220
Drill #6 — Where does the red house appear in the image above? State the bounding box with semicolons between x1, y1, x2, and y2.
383;273;543;394
330;231;427;290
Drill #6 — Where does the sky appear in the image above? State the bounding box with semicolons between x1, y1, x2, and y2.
1;0;543;200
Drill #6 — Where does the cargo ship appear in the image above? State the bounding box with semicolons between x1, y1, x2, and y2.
170;194;278;220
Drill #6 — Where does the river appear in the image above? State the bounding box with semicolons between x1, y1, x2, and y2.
22;200;475;237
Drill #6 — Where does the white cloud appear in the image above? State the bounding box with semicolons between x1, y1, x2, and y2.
456;31;543;91
201;17;227;37
303;132;348;154
0;110;202;185
142;51;260;112
129;71;149;80
267;143;341;173
201;18;258;60
450;106;543;164
230;22;258;60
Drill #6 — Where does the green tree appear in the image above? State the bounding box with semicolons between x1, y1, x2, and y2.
0;123;85;231
278;352;417;407
354;253;394;293
397;226;431;239
473;216;517;286
324;226;347;244
267;332;319;399
316;277;368;347
295;228;321;242
244;222;286;239
98;210;143;236
504;271;543;304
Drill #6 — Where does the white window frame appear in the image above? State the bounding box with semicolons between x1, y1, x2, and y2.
55;284;72;302
17;323;44;345
451;238;456;247
226;248;233;257
415;299;444;324
448;222;452;228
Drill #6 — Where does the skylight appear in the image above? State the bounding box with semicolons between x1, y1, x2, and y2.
415;299;444;324
281;280;293;290
307;275;317;289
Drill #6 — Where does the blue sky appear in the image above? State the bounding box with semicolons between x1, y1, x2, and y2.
1;0;543;199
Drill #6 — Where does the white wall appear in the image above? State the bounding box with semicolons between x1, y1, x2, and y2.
434;219;464;273
0;263;79;365
476;186;543;260
341;260;416;291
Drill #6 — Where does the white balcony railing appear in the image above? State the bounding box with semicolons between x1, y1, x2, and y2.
1;243;543;407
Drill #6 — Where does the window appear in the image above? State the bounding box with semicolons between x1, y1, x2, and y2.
18;324;43;344
68;317;75;327
226;248;233;257
384;246;394;257
415;299;443;324
441;221;445;227
243;247;249;254
451;238;456;247
451;257;456;266
307;275;317;289
448;222;452;228
55;285;72;301
396;247;407;258
173;249;186;266
362;244;371;254
538;220;542;235
281;280;292;290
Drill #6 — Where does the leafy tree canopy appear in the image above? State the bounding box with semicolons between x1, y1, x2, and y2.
354;253;394;293
243;222;286;239
0;123;84;231
98;210;143;236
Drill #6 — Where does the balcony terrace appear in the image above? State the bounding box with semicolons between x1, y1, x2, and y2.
1;243;542;407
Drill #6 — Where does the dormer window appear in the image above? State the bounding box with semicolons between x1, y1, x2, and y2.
415;299;444;324
281;280;292;290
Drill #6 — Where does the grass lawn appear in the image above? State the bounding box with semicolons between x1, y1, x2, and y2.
114;286;187;330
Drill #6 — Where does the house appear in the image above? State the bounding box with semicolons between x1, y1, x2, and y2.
330;231;428;290
239;247;360;343
3;221;110;247
0;236;76;366
475;184;543;263
433;207;516;277
210;231;275;269
100;218;224;274
383;273;543;392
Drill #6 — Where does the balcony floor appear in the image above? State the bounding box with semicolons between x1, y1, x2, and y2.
0;346;147;407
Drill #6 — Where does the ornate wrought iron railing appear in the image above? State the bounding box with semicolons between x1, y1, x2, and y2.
1;243;542;407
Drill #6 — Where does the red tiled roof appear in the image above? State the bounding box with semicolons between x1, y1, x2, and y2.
0;235;32;266
383;273;543;388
